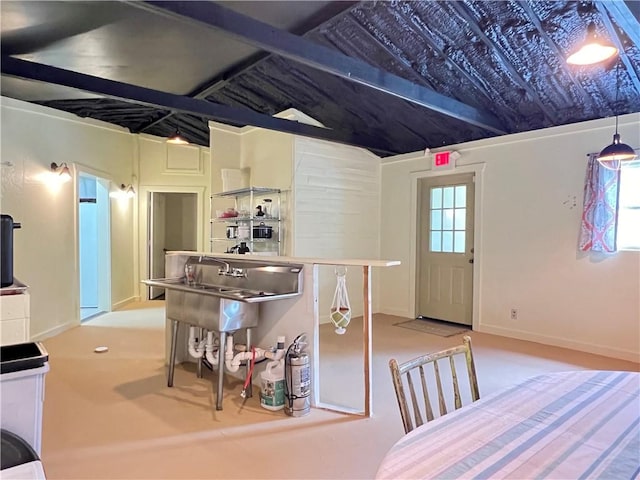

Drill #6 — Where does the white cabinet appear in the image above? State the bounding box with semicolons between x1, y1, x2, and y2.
0;292;30;345
210;187;282;255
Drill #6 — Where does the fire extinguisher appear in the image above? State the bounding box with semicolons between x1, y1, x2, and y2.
284;333;310;417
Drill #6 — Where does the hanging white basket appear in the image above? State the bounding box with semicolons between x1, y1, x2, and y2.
330;267;351;335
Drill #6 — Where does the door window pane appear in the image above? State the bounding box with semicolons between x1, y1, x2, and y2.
431;210;442;230
431;188;442;209
454;208;466;230
442;231;453;252
429;184;468;254
454;232;465;253
443;209;454;230
431;231;442;252
443;187;454;208
455;186;466;208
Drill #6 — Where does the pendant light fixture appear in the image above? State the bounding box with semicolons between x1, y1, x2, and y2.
166;127;189;145
597;61;637;170
567;22;618;66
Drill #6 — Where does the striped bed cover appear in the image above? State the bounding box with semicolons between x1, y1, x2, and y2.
376;370;640;479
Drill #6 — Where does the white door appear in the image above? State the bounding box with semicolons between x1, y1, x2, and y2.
417;173;475;325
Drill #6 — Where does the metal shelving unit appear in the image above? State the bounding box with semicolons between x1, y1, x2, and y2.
209;187;282;255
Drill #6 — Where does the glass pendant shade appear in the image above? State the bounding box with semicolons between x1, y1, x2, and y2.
567;23;617;65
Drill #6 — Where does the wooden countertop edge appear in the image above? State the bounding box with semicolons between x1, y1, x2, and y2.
166;251;400;268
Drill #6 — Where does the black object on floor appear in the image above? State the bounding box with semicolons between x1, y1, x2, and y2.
1;429;39;470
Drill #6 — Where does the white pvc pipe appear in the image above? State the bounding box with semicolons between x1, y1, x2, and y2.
205;331;219;366
187;327;206;359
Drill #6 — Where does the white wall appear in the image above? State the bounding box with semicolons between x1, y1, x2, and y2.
209;113;383;320
0;97;135;338
136;137;211;299
293;136;381;320
380;113;640;362
209;118;294;255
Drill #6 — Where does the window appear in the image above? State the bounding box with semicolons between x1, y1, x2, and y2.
430;185;466;253
617;166;640;250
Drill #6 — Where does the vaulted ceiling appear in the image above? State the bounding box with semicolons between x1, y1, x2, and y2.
1;1;639;157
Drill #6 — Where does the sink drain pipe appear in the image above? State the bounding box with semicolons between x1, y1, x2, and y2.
187;327;207;358
225;335;286;372
188;328;286;374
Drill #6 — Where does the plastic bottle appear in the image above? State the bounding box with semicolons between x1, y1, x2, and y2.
260;359;285;411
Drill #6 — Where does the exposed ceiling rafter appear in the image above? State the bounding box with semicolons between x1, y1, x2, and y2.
0;55;399;155
136;1;359;135
447;2;557;125
517;1;597;112
596;1;640;94
131;0;507;135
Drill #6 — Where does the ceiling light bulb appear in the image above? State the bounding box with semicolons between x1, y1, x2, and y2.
167;129;189;145
567;43;618;65
567;23;618;65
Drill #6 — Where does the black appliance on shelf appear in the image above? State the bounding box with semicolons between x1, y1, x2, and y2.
1;214;21;287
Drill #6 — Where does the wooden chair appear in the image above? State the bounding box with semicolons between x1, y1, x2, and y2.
389;335;480;434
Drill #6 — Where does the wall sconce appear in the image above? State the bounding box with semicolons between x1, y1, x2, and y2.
109;184;136;199
50;162;72;182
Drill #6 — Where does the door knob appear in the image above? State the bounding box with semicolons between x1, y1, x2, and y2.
469;258;474;264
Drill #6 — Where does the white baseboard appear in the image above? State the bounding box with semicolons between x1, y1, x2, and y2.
112;296;140;311
378;307;411;318
31;321;76;342
477;323;640;363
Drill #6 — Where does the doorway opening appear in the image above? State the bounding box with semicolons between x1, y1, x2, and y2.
78;173;111;321
416;172;475;326
148;192;198;300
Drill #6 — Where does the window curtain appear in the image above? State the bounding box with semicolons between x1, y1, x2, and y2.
579;153;620;252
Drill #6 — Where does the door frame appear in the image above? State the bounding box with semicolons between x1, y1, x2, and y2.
138;185;206;301
74;166;113;323
409;163;485;330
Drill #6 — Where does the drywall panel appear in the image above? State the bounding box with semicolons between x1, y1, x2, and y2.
380;113;640;361
0;97;135;338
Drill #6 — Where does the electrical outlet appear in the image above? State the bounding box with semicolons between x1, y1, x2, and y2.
510;308;518;320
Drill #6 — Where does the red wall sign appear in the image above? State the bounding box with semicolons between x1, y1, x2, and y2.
434;151;450;167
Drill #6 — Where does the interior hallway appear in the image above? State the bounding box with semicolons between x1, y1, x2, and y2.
40;302;639;479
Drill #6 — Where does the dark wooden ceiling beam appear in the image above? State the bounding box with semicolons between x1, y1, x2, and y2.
447;2;556;125
133;1;507;135
596;1;640;94
135;1;359;134
1;55;399;155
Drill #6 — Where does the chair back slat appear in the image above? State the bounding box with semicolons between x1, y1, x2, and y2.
419;365;434;422
450;355;462;410
433;361;447;416
407;371;424;429
389;335;480;434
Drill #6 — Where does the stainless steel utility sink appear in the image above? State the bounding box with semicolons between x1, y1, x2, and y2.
142;255;304;410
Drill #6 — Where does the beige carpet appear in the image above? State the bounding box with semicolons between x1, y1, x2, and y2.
38;302;638;479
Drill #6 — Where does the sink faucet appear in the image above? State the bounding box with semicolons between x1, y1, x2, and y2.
228;267;247;278
195;256;231;275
